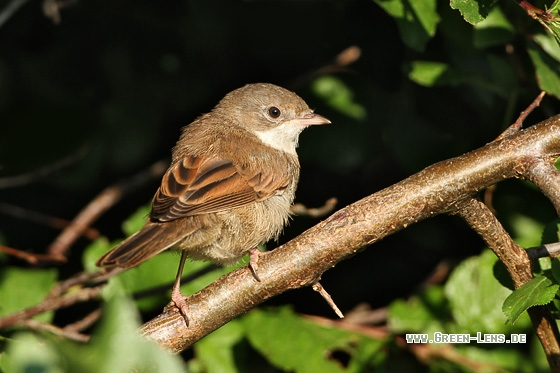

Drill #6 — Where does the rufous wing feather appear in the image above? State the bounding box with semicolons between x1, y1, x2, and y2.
151;154;291;222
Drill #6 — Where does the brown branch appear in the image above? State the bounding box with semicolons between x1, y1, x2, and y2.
312;282;344;318
453;198;532;286
523;157;560;215
0;245;66;264
19;319;90;343
0;202;100;240
0;145;89;189
0;268;119;330
0;286;104;329
140;114;560;354
453;198;560;370
64;308;102;333
291;197;337;217
47;160;167;259
494;90;546;141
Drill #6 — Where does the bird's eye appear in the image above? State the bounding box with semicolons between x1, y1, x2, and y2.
268;106;281;118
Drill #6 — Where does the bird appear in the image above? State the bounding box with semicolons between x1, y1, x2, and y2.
96;83;330;325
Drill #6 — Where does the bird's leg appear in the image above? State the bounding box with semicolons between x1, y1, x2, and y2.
171;251;190;326
248;247;262;282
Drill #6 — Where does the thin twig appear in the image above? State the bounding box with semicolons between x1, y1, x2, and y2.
64;309;102;333
303;314;387;339
0;202;100;240
0;245;66;264
312;282;344;318
49;267;122;298
19;319;90;343
0;145;89;189
527;242;560;261
291;197;338;218
47;160;167;259
0;0;30;28
0;286;104;329
343;303;387;325
494;91;546;141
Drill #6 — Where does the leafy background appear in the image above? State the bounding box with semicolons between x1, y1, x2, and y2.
1;0;560;371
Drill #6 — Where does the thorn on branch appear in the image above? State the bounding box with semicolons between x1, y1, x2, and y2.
312;282;344;319
494;91;546;141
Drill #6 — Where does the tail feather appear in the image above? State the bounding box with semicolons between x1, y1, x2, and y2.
96;222;189;268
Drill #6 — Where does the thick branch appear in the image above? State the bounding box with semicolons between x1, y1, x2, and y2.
141;115;560;353
454;198;560;369
523;157;560;215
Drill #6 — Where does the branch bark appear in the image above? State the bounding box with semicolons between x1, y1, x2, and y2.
141;115;560;355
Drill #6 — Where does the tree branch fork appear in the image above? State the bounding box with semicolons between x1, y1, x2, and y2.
2;114;560;364
141;114;560;357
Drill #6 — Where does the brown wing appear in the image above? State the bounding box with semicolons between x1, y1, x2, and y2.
150;154;290;222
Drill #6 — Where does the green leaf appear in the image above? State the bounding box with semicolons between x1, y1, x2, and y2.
82;237;113;272
450;0;497;25
312;76;366;120
242;307;386;373
520;0;560;45
528;41;560;99
373;0;440;52
406;61;465;86
86;296;185;372
487;54;517;97
193;320;245;373
547;0;560;45
473;6;515;48
533;33;560;64
503;276;559;324
0;267;58;322
2;332;64;373
122;203;151;236
509;213;546;248
445;250;518;333
388;286;448;334
3;295;184;373
109;251;225;312
447;345;534;372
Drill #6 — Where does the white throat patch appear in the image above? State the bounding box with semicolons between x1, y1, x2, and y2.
253;123;303;154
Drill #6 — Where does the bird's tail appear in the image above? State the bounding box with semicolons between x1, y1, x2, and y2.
96;222;186;269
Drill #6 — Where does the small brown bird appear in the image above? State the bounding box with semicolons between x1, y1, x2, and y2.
97;83;330;324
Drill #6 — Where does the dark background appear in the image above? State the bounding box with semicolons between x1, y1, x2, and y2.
0;0;557;321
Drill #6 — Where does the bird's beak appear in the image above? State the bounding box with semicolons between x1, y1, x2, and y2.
289;113;331;127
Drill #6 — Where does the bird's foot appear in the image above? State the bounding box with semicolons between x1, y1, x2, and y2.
171;286;190;326
249;247;262;282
